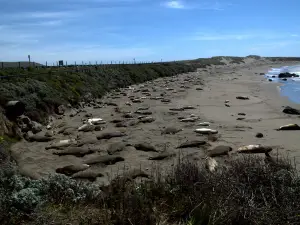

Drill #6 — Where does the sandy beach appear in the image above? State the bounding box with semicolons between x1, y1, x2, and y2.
11;59;300;185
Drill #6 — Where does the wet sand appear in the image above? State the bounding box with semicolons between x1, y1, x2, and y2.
11;59;300;185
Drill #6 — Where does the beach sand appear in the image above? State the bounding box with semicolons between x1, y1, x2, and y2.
11;59;300;184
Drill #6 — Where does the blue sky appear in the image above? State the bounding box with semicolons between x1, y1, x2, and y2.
1;0;300;64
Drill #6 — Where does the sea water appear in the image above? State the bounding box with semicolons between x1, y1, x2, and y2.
265;65;300;104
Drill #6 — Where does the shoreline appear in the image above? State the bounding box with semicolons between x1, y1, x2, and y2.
10;60;300;183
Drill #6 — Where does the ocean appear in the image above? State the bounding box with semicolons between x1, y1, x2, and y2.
264;65;300;104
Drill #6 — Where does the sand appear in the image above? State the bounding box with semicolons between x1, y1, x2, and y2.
11;59;300;185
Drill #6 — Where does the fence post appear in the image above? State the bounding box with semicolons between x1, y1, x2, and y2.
18;62;20;68
46;61;47;67
75;61;76;66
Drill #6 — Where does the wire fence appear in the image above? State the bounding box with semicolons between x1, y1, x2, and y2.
0;59;180;69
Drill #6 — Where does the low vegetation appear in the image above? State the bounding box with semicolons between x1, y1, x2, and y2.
0;146;299;225
0;63;196;122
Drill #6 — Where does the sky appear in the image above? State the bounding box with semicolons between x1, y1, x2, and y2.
1;0;300;64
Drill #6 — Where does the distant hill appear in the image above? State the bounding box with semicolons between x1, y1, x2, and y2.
0;61;43;68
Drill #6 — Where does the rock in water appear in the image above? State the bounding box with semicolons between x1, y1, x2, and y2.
107;142;127;155
207;146;232;157
276;124;300;131
176;140;206;148
282;106;300;115
148;152;176;160
83;155;125;165
237;145;272;154
56;164;90;176
96;131;126;140
161;127;183;135
134;143;157;152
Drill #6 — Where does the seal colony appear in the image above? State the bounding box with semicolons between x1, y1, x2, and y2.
11;59;300;186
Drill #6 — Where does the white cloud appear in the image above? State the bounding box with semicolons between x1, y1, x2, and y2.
164;0;185;9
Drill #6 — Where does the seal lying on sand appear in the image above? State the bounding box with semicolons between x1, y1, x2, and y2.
56;164;90;176
161;127;183;135
96;131;126;140
237;145;272;154
53;146;99;157
276;124;300;131
206;146;232;157
107;142;129;155
176;140;206;148
83;155;125;165
148;152;176;160
71;169;104;181
134;143;158;152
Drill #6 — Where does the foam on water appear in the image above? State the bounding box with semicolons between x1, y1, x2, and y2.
264;65;300;104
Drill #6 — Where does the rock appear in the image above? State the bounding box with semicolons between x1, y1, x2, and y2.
148;152;176;160
176;140;206;149
83;155;125;165
256;132;264;138
161;127;183;135
236;96;249;100
139;116;155;123
282;106;300;115
237;145;272;154
16;115;32;132
96;131;126;140
31;121;43;134
56;164;90;176
56;105;66;115
195;128;218;134
107;142;127;155
134;143;158;152
53;147;99;157
276;124;300;131
278;72;299;78
207;146;232;157
71;169;104;181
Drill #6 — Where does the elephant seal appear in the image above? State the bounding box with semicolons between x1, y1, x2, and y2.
83;155;125;165
107;142;128;155
276;124;300;131
71;169;104;181
237;145;272;154
176;140;206;149
207;146;232;157
134;143;158;152
161;127;183;135
53;147;99;157
148;152;176;160
96;131;126;140
56;164;90;176
27;135;54;142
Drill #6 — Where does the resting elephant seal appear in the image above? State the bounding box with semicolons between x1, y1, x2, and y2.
56;164;90;176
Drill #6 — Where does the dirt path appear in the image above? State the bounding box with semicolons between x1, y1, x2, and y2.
11;60;300;185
